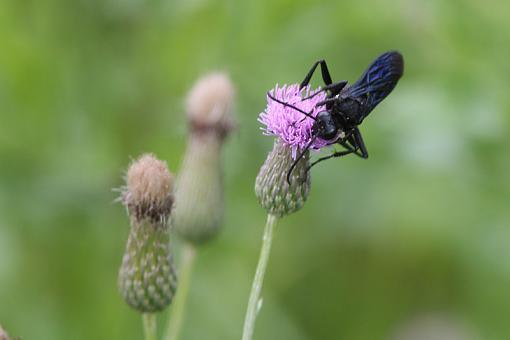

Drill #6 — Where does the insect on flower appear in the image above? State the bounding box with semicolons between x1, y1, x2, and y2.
267;51;404;183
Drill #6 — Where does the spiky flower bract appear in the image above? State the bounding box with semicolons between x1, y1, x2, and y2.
255;139;310;217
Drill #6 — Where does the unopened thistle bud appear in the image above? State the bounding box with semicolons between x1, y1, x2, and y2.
118;154;177;313
174;72;235;244
255;84;328;217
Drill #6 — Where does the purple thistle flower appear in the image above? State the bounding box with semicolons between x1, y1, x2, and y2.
259;84;330;159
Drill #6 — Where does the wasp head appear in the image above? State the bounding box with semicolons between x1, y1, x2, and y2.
313;111;338;141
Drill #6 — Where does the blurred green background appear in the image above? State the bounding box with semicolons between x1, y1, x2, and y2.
1;0;510;339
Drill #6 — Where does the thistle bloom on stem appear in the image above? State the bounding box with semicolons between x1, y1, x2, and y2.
243;84;326;340
118;154;177;313
173;72;235;244
255;84;326;217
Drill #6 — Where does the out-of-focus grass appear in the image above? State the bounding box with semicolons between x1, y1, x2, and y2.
0;0;509;339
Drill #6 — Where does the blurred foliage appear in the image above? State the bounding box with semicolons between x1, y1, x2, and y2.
1;0;509;339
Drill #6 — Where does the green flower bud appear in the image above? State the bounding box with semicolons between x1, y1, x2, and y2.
255;139;311;217
174;72;235;244
174;134;224;244
118;154;177;313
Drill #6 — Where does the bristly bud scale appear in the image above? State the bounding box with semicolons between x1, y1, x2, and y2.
255;139;310;217
174;72;235;244
118;154;177;313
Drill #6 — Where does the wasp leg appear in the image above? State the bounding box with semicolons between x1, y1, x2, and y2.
307;140;356;171
307;130;370;171
307;150;354;170
307;128;369;171
349;127;368;158
315;97;339;111
300;59;333;89
302;80;348;101
286;137;316;184
316;97;337;107
267;91;316;121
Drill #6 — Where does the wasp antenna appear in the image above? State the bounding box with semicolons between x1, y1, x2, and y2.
267;91;317;121
286;136;316;184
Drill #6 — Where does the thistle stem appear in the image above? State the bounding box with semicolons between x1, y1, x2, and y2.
242;214;278;340
164;242;197;340
142;313;157;340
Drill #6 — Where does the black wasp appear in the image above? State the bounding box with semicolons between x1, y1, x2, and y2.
268;51;404;183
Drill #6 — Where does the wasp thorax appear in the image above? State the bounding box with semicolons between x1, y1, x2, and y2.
315;111;337;140
337;98;363;125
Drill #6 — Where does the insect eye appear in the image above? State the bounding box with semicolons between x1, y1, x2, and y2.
322;123;337;140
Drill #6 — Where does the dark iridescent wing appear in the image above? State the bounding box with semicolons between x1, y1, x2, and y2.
348;51;404;114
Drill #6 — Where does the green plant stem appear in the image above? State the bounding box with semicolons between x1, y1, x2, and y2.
242;213;278;340
142;313;157;340
164;242;197;340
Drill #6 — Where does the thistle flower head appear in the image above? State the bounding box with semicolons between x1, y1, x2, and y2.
259;84;329;159
118;154;177;313
123;154;174;222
